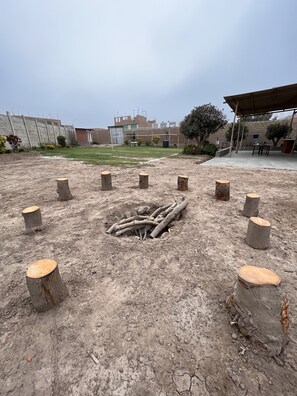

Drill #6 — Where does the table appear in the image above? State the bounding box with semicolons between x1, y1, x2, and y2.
252;144;271;156
130;141;138;147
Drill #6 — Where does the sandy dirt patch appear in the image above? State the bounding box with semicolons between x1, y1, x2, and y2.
1;152;297;395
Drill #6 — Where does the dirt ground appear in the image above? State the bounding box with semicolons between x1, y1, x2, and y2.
1;152;297;396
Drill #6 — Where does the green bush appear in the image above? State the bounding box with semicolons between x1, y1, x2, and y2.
92;141;99;145
6;135;22;151
18;148;25;152
57;135;66;147
182;143;217;156
152;135;160;145
136;137;143;146
5;149;12;154
71;140;80;147
39;143;56;150
145;140;152;146
124;139;129;145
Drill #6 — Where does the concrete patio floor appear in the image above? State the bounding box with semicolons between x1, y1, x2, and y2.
202;150;297;170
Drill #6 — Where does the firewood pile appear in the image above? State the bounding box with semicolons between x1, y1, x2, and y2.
106;197;188;240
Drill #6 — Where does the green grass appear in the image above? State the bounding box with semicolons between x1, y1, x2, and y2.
41;145;182;166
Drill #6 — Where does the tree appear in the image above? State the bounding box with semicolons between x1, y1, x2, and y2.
180;104;227;146
245;114;276;122
225;122;249;144
265;122;290;147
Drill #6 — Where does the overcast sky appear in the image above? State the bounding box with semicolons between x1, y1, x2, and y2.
1;0;296;127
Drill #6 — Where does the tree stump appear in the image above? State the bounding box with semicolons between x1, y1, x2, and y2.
177;175;188;191
56;178;73;201
226;265;288;356
246;216;271;249
139;173;149;189
22;206;43;233
101;171;112;191
243;193;260;217
26;259;69;312
215;179;230;201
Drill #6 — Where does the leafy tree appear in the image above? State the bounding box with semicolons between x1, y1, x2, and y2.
245;114;276;122
180;104;227;146
225;123;249;144
265;122;291;147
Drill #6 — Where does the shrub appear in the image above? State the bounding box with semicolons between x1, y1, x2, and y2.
92;141;99;145
136;137;143;146
57;135;66;147
6;135;22;151
202;143;217;156
145;140;152;146
152;135;160;145
5;149;12;154
39;143;56;150
71;140;80;147
18;148;25;152
0;135;6;153
124;139;129;146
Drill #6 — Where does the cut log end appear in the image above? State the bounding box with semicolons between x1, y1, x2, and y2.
227;265;287;357
246;216;271;249
22;206;43;233
101;171;112;191
26;259;68;312
139;173;149;189
242;193;260;217
56;178;73;201
177;175;189;191
26;259;57;279
238;265;281;286
215;179;230;201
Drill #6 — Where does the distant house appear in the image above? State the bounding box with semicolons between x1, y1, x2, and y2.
75;128;94;145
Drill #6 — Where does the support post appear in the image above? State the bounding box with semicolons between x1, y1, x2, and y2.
35;119;42;145
52;121;57;144
239;117;246;151
6;111;16;136
235;117;241;153
45;121;51;143
229;102;238;157
22;115;32;148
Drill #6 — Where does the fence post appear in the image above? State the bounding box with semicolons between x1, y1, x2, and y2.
6;111;16;136
22;115;32;148
45;122;51;143
34;119;42;145
52;121;57;144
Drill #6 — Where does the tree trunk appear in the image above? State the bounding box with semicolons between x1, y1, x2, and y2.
56;178;73;201
22;206;43;234
177;175;189;191
242;193;260;217
139;173;149;189
101;171;112;191
246;216;271;249
215;179;230;201
226;265;288;356
26;259;69;312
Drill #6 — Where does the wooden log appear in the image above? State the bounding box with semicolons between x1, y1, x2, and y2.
242;193;260;217
22;206;43;233
177;175;188;191
215;179;230;201
226;265;288;356
101;171;112;191
246;216;271;249
26;259;69;312
139;173;149;189
56;178;73;201
150;200;188;238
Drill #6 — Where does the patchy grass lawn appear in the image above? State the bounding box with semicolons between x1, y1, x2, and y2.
41;145;182;166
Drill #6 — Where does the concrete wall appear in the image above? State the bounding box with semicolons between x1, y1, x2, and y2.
0;113;75;147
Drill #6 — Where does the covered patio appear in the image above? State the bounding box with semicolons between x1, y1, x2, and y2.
203;149;297;170
223;83;297;157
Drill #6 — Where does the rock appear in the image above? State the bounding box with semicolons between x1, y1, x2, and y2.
173;370;191;393
240;383;245;390
136;206;150;215
232;333;238;340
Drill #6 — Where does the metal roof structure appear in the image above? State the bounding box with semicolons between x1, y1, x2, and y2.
224;83;297;116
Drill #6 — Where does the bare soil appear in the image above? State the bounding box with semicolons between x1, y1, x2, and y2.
1;152;297;396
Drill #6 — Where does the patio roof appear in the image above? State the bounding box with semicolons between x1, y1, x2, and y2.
224;83;297;116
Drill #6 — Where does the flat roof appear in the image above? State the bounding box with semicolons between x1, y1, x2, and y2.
224;83;297;116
